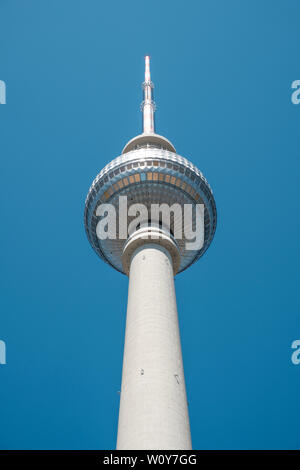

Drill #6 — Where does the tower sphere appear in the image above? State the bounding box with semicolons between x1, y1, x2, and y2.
84;59;216;275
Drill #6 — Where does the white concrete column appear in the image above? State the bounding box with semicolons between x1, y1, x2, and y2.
117;239;192;450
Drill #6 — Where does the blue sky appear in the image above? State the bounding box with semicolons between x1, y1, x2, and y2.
0;0;300;449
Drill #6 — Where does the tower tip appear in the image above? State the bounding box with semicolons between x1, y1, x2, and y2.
144;55;151;83
142;56;155;133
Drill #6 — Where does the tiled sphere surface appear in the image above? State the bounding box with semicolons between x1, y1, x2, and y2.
84;147;217;274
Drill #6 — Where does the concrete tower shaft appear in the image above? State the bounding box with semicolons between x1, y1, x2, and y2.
117;232;191;450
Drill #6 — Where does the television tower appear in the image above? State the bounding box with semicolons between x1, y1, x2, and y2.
84;57;216;449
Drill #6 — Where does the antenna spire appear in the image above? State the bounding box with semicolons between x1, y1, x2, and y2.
142;55;156;134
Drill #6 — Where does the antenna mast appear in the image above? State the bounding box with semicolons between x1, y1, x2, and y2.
142;55;156;134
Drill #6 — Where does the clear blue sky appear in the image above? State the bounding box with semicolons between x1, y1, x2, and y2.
0;0;299;450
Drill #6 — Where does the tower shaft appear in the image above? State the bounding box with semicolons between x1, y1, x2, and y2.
117;242;192;450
